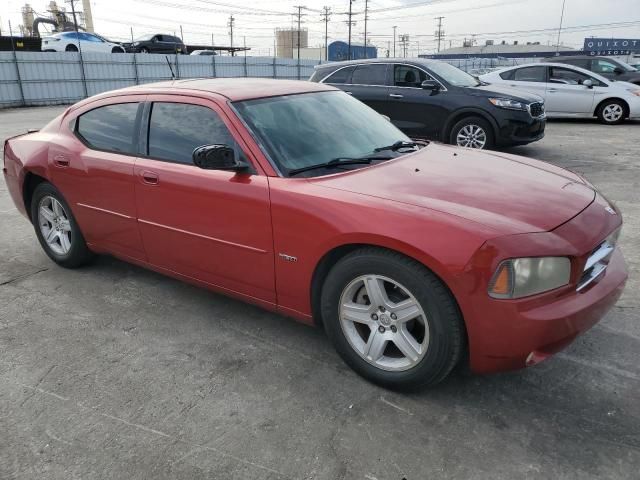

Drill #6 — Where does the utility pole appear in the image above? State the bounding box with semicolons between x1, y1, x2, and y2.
321;6;331;61
346;0;355;60
435;16;445;52
363;0;368;58
294;6;305;60
392;25;397;57
66;0;80;32
228;15;235;56
555;0;566;53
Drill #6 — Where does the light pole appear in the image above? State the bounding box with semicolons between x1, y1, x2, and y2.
393;25;397;57
555;0;567;53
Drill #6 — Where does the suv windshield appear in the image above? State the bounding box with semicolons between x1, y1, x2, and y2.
234;91;414;177
615;59;638;72
428;62;480;87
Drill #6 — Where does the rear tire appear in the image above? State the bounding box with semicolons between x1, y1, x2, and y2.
596;99;627;125
321;248;465;390
140;47;150;54
30;182;93;269
449;116;494;150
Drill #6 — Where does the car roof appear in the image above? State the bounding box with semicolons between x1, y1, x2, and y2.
314;57;443;70
72;78;336;107
485;62;611;83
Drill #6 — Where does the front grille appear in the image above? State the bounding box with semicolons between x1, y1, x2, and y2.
529;102;545;118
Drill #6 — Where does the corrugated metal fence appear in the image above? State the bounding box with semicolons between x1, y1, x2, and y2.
0;52;322;108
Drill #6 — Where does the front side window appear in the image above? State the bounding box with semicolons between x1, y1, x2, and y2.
394;65;427;87
147;103;237;164
513;66;546;82
426;62;479;87
592;59;618;74
549;67;599;86
234;91;411;176
76;103;140;154
563;58;590;69
351;64;388;86
324;66;355;84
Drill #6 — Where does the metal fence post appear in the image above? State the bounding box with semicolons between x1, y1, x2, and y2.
175;49;180;79
77;44;89;98
8;21;26;106
212;52;216;78
273;57;277;78
297;57;301;80
243;54;248;77
132;53;140;85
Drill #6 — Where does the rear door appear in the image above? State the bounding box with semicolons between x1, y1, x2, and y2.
343;63;390;112
502;65;548;98
134;95;276;303
546;66;597;114
384;64;449;139
50;96;147;260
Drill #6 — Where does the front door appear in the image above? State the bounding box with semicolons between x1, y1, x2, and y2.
545;66;596;114
384;64;449;139
134;95;275;303
50;97;147;261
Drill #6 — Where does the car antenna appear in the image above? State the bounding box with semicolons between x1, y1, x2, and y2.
165;56;176;80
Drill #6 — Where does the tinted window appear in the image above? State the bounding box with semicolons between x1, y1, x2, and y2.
351;64;387;85
563;58;590;69
394;65;427;87
324;66;355;84
499;70;515;80
148;103;236;164
76;103;139;154
513;66;546;82
169;36;182;43
592;59;619;74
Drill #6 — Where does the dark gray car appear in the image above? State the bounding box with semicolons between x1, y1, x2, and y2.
543;56;640;85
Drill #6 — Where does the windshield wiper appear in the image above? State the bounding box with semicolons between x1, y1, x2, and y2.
373;140;418;152
288;156;392;176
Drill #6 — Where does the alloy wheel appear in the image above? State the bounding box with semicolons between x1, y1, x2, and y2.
602;104;624;123
339;275;429;372
456;124;487;149
38;195;72;255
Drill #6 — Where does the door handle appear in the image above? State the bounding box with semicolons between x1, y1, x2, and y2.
389;93;404;99
53;154;70;167
141;170;159;185
548;88;558;93
509;84;517;87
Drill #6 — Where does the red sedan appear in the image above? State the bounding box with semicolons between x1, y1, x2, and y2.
3;79;627;389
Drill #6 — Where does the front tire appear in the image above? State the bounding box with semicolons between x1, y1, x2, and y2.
321;248;465;390
30;182;93;269
65;44;78;52
449;116;494;150
596;99;627;125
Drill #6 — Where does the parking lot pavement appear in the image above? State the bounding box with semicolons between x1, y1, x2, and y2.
1;106;639;480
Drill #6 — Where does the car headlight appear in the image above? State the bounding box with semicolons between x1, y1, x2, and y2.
488;257;571;299
488;98;528;111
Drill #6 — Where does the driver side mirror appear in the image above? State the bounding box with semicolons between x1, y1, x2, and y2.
583;79;594;89
192;144;249;172
613;67;624;75
421;80;441;94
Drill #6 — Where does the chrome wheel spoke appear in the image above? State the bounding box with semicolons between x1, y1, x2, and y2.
364;276;393;310
39;205;55;223
365;330;387;362
393;326;421;362
52;199;64;217
45;227;57;244
59;219;71;232
342;302;376;326
392;298;421;323
59;232;71;252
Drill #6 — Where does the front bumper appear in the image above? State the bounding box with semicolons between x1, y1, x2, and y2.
459;193;627;374
495;113;546;146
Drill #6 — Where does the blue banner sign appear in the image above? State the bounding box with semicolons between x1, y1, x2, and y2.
583;38;640;56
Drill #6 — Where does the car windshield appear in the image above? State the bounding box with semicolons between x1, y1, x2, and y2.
615;59;638;72
428;62;481;87
234;91;414;177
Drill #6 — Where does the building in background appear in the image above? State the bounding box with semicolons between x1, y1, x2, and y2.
422;40;576;60
328;41;377;61
276;28;308;58
293;47;326;61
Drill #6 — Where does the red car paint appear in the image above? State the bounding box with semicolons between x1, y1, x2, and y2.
2;79;628;374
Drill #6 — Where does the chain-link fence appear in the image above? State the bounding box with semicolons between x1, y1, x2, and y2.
0;51;323;108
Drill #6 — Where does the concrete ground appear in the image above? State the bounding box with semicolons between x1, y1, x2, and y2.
1;106;638;479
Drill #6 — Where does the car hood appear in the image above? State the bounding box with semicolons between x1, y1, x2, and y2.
619;72;640;83
311;144;595;235
464;83;544;103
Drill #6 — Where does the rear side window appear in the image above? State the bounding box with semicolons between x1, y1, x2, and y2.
351;64;388;85
512;66;546;82
76;103;140;154
499;70;515;80
147;103;237;164
394;65;427;87
324;66;355;84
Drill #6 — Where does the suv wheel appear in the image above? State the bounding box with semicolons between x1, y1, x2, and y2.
450;116;494;150
321;248;465;390
596;100;627;125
